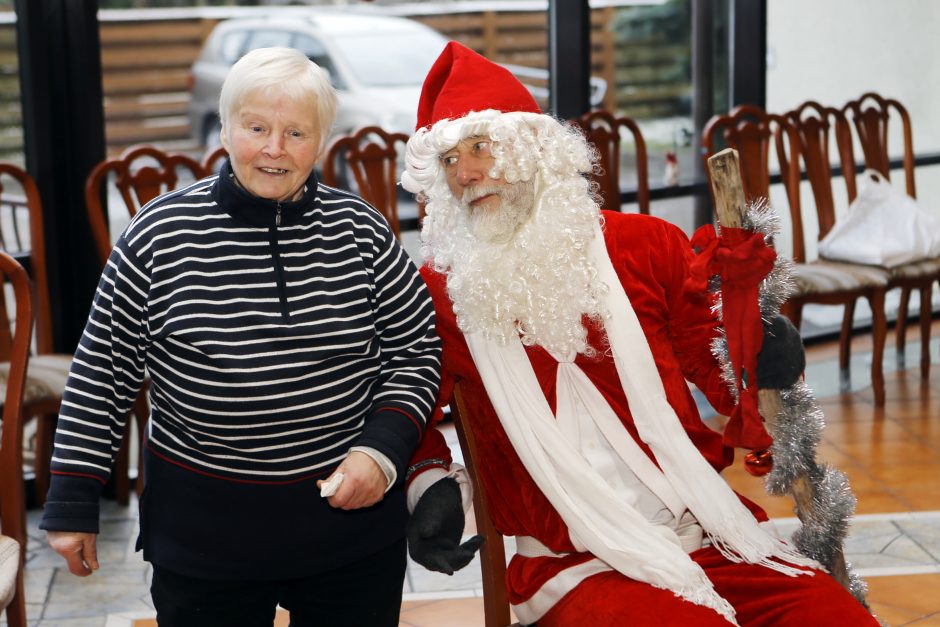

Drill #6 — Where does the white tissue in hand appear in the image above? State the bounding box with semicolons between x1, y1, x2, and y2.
320;472;345;497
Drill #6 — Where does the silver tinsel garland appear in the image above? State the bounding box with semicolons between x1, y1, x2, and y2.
708;200;870;608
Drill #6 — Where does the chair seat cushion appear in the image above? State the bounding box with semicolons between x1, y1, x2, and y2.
791;260;890;296
0;352;71;407
0;533;20;609
888;257;940;280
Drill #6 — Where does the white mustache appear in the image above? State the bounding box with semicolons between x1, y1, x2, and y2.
462;185;503;205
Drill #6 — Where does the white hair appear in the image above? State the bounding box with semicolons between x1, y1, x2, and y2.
404;110;609;357
219;47;337;155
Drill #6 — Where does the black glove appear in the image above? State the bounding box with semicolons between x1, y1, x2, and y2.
756;314;805;389
407;477;484;575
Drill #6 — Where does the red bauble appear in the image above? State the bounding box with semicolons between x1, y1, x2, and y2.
744;448;773;477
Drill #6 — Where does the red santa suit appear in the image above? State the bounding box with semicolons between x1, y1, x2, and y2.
402;40;877;627
410;211;878;626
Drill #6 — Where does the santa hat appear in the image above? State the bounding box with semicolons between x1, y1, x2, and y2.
415;41;541;130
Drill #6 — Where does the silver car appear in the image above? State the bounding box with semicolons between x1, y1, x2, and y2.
188;12;449;149
189;12;607;151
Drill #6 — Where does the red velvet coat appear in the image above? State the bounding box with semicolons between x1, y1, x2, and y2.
410;211;768;606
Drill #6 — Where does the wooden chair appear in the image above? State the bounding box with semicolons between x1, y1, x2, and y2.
84;144;205;266
574;110;650;214
0;164;73;507
841;92;938;379
200;145;228;176
450;384;524;627
0;251;35;627
320;126;410;239
703;104;889;405
84;145;203;502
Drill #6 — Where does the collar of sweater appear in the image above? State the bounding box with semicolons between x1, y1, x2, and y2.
212;160;318;228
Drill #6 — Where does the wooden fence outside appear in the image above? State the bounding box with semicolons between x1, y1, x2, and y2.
0;4;690;159
0;23;21;160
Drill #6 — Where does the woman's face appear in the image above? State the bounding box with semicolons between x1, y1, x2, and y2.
221;90;321;202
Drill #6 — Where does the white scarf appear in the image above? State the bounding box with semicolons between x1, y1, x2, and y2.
463;223;819;624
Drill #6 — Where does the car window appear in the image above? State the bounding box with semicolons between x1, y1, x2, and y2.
245;29;295;51
293;33;346;91
218;30;249;65
330;29;446;88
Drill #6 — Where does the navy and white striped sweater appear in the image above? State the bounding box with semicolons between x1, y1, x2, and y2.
40;164;442;579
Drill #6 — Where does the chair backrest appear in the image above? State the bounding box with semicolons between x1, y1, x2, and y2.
200;146;228;176
0;164;53;355
450;384;521;627
0;251;34;627
784;101;858;258
84;144;205;266
841;92;916;200
702;105;802;256
321;126;410;239
574;110;650;214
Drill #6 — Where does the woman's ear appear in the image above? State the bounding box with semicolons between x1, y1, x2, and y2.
219;124;230;153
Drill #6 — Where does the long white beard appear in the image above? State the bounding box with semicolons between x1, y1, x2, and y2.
430;180;608;357
461;181;535;244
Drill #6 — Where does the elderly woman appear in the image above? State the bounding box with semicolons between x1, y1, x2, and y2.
39;47;464;626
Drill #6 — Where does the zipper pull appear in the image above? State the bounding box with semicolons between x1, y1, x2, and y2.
276;203;282;227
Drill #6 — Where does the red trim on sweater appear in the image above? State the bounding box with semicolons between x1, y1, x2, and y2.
50;470;108;485
376;405;424;433
147;446;331;485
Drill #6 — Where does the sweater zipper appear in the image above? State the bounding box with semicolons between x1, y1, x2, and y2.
270;203;290;321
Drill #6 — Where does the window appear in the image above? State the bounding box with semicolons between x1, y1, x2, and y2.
218;29;249;65
244;29;292;52
292;33;345;90
329;29;446;88
0;9;22;166
593;0;701;232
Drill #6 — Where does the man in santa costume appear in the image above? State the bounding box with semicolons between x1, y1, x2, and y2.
401;42;878;626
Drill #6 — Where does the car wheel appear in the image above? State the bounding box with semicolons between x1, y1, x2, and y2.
204;117;222;150
335;152;355;192
320;148;355;193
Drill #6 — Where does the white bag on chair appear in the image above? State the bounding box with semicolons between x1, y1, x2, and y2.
818;169;940;268
0;534;20;609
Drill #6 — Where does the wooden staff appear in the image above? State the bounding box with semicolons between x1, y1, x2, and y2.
706;147;852;590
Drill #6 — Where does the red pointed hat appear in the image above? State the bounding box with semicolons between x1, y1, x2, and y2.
415;41;541;130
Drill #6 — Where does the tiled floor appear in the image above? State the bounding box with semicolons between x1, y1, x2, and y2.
7;322;940;626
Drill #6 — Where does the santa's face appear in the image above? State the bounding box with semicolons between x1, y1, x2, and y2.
440;136;534;244
421;119;606;357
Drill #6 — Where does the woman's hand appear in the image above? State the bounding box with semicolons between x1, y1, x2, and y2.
46;531;99;576
318;450;387;510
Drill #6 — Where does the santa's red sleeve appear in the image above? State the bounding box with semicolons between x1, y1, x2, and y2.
644;215;738;416
403;265;472;512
